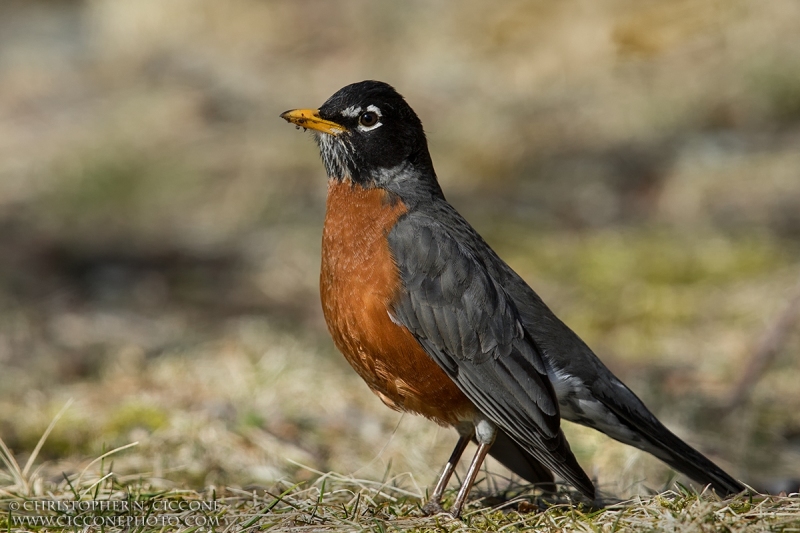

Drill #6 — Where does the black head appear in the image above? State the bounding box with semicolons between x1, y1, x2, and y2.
281;81;439;194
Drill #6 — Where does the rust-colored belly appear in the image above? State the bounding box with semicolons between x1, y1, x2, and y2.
320;180;473;426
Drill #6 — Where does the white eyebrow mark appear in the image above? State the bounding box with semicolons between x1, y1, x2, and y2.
341;105;361;118
366;104;382;116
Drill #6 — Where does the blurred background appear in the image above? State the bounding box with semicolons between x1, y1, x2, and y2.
1;0;799;498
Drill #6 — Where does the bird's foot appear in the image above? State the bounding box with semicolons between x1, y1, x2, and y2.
422;499;448;516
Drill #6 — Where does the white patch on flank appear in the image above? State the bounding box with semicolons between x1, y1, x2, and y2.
473;413;497;445
547;366;643;445
547;366;585;402
341;105;361;118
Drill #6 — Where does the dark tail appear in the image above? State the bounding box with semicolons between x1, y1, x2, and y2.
486;429;556;491
596;384;745;496
500;426;596;501
638;422;745;496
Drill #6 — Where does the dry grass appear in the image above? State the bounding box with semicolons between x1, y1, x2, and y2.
1;321;799;531
1;430;799;532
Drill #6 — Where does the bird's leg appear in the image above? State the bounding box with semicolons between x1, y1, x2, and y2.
450;415;497;518
423;426;471;515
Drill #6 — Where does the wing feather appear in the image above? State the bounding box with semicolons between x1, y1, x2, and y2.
388;212;595;499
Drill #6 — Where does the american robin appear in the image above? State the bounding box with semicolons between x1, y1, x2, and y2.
280;80;744;517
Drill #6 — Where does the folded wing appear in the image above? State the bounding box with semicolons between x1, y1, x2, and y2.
388;212;595;499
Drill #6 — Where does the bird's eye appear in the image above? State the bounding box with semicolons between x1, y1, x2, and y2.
359;111;379;127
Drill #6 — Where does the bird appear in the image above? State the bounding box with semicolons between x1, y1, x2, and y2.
280;80;745;517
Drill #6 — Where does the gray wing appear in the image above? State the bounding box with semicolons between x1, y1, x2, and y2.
388;212;595;499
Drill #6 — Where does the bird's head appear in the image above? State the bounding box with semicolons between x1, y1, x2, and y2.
281;81;439;195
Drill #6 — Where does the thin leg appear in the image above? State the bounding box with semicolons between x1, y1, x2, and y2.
422;434;471;515
449;441;491;518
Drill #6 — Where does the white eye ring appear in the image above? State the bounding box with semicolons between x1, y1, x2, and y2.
356;105;383;132
358;111;379;127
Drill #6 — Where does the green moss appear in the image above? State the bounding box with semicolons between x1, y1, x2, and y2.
528;230;787;288
751;61;800;124
14;413;96;460
104;402;169;438
238;410;265;429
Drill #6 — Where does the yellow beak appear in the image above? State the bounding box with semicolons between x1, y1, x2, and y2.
280;108;345;135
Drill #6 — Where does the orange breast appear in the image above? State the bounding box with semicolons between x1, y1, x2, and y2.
320;180;474;427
